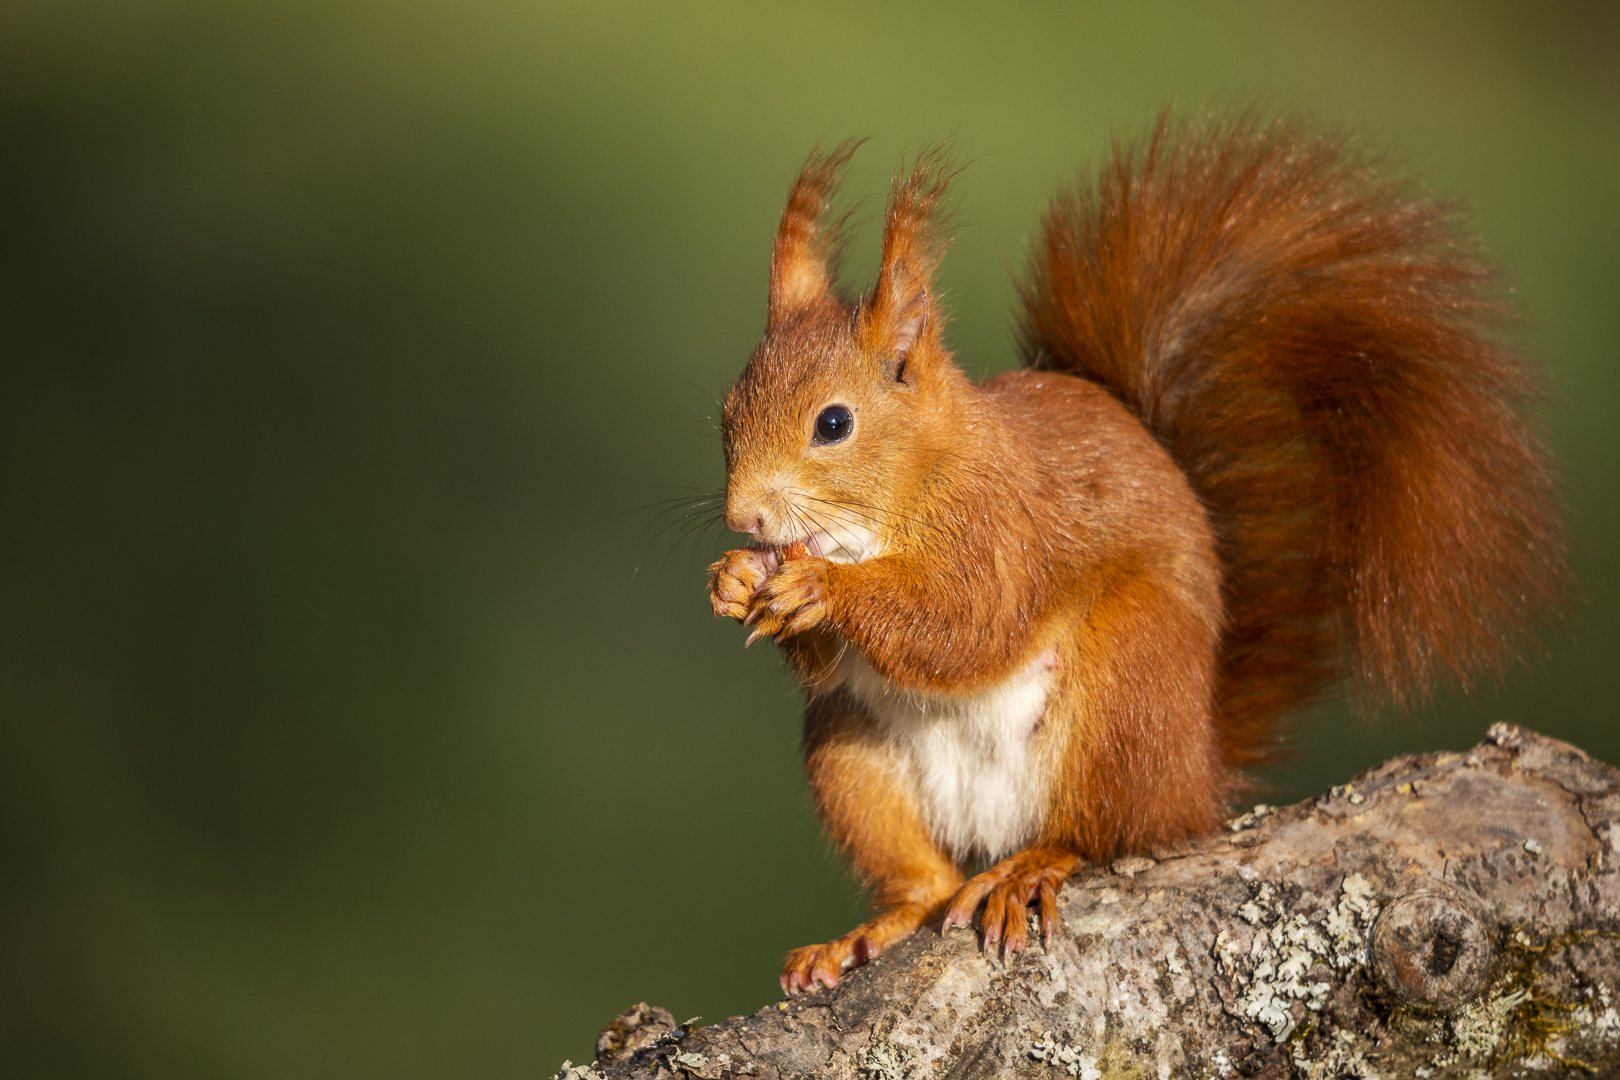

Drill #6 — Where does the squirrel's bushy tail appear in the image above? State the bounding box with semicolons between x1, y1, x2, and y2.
1019;111;1567;767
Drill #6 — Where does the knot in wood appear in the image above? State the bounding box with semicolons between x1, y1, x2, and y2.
1369;891;1492;1010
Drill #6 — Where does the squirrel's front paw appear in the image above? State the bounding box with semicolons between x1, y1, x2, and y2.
708;548;774;621
745;557;830;644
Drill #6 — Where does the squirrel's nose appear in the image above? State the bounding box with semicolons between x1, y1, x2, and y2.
725;505;764;536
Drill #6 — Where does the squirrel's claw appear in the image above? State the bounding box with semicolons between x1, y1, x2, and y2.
780;604;825;638
744;607;787;645
1038;877;1060;946
780;942;847;996
943;846;1078;959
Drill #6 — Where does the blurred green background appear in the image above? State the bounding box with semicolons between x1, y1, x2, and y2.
1;1;1615;1075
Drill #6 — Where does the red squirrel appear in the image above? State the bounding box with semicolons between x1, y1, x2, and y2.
705;112;1566;995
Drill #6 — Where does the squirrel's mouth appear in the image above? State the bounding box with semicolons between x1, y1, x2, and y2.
760;528;878;566
755;531;829;573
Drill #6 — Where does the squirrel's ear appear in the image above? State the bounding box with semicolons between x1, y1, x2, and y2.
768;143;859;330
863;148;956;378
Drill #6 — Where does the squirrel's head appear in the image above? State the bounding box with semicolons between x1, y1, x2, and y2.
720;144;965;562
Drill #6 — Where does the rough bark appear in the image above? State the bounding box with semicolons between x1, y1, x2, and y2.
559;726;1620;1079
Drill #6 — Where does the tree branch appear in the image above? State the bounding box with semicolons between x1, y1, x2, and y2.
562;727;1620;1079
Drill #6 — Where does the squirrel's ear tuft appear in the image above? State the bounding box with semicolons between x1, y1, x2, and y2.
768;142;859;329
863;146;957;373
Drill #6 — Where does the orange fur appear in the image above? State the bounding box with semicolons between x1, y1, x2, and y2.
707;111;1567;993
1021;111;1568;757
781;693;964;993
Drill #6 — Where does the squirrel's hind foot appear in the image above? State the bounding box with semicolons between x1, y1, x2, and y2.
942;846;1078;958
779;903;933;996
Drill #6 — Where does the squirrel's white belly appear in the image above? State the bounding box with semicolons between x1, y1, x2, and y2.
828;650;1056;864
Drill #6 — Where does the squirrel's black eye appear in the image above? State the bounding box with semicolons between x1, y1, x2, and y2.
813;405;853;445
